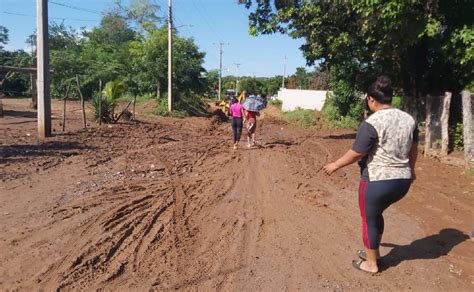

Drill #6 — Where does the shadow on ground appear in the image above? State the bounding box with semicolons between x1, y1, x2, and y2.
0;141;92;159
380;228;469;271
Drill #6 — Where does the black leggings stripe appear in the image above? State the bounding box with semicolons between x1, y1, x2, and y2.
359;179;412;249
231;117;243;143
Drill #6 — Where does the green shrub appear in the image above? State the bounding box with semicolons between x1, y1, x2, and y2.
154;93;208;118
91;95;115;123
282;108;317;128
322;94;361;129
392;95;405;109
121;92;155;103
91;79;126;123
269;99;282;109
103;79;126;111
453;123;464;151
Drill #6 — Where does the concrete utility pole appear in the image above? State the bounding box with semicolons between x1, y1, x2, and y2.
215;42;228;101
37;0;51;139
234;63;241;96
282;55;287;89
167;0;173;112
218;43;223;100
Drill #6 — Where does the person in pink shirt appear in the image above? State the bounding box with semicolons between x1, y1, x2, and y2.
229;98;244;149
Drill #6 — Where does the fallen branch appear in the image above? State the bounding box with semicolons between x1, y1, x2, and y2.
113;100;133;123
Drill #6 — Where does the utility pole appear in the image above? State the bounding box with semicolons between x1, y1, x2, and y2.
218;43;223;101
233;62;241;96
282;55;287;89
215;42;228;101
37;0;51;139
167;0;173;112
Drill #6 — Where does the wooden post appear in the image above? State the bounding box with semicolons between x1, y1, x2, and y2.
462;90;472;165
30;57;37;109
424;95;433;157
0;75;7;117
156;82;160;100
37;0;51;140
30;73;37;109
133;95;136;121
62;84;70;132
98;79;102;126
75;75;87;129
440;91;452;156
0;92;3;117
168;0;173;111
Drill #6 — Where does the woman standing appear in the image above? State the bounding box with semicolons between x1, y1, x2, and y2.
229;98;244;150
323;76;418;274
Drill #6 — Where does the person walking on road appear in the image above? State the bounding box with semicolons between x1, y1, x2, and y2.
229;98;244;150
244;107;259;147
323;76;419;274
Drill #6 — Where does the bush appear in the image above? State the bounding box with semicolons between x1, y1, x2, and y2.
392;95;405;109
154;93;208;118
268;98;282;109
121;92;155;103
91;95;115;123
91;79;126;123
322;93;361;129
282;108;318;128
453;122;464;151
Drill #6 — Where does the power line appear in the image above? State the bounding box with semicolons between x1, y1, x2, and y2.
196;0;224;40
49;1;102;15
1;11;100;22
191;0;223;41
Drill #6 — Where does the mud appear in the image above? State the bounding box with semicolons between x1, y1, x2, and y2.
0;98;473;291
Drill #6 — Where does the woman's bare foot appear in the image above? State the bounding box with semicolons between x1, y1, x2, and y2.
352;259;378;274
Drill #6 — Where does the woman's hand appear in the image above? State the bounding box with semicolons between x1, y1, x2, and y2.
323;149;364;176
323;162;340;176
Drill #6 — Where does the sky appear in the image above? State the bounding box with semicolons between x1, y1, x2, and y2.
0;0;313;77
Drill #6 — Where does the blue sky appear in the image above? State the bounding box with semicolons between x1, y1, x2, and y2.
0;0;313;77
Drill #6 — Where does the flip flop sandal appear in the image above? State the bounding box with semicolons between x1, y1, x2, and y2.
352;259;378;274
357;249;367;260
357;249;381;262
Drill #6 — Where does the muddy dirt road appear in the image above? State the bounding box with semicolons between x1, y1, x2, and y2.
1;98;473;291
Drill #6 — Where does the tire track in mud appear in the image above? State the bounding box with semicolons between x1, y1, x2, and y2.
32;118;236;290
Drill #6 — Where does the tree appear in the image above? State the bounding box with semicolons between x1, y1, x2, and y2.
260;76;281;96
86;13;137;47
243;0;474;98
114;0;162;32
293;67;309;89
0;26;9;51
0;50;30;96
239;77;263;95
129;26;206;98
204;69;219;96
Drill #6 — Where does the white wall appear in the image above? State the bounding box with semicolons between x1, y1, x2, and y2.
277;89;328;112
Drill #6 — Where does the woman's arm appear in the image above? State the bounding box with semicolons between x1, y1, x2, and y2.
409;142;418;180
323;149;365;176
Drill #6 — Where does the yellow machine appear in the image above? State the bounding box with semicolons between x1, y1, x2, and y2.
219;91;245;114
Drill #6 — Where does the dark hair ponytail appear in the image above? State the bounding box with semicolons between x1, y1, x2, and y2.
367;75;393;104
